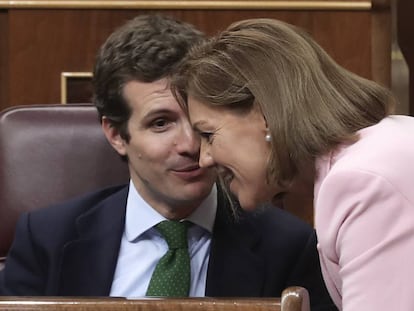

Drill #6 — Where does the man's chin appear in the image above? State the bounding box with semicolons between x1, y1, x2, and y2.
191;182;215;195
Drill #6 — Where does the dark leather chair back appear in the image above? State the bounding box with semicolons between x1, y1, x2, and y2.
0;104;129;263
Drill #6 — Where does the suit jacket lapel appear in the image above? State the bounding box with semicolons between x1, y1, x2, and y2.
206;189;265;297
58;186;265;296
58;187;128;296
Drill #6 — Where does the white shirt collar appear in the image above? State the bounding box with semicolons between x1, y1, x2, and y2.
125;180;217;242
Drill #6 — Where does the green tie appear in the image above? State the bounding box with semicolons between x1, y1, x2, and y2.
146;220;191;297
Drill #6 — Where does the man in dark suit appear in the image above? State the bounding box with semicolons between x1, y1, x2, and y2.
0;14;336;310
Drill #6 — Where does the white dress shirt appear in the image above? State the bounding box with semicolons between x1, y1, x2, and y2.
110;180;217;297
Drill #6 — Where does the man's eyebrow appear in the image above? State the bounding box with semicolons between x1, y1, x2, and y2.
143;109;175;119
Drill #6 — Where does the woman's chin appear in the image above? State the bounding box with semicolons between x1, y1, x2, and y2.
230;184;268;211
238;196;263;211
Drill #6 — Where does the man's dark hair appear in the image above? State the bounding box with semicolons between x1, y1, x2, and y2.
93;14;204;142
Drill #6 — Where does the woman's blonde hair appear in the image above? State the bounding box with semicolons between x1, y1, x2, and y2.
173;18;395;185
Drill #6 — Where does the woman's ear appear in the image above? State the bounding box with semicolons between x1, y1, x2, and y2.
261;111;269;128
101;117;127;156
260;112;272;142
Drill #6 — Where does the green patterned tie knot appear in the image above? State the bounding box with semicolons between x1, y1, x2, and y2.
146;220;191;297
156;220;188;249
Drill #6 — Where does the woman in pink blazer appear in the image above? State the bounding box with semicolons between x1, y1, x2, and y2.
173;18;414;310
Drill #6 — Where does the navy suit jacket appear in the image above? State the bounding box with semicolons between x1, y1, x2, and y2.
0;185;336;310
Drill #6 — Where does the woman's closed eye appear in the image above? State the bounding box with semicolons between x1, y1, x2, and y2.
199;131;214;144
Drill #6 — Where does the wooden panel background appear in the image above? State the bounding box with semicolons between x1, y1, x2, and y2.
397;0;414;116
0;10;8;111
0;1;392;225
1;6;388;108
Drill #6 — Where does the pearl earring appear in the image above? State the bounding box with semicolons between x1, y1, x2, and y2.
265;129;272;142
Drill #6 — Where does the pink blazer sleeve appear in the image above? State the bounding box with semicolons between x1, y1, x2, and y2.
315;168;414;311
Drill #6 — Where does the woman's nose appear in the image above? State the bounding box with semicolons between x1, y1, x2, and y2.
199;141;215;168
176;123;200;155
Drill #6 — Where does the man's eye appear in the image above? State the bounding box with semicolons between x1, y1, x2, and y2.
151;118;170;130
154;119;166;126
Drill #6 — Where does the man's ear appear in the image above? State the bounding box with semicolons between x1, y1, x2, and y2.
101;117;127;156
